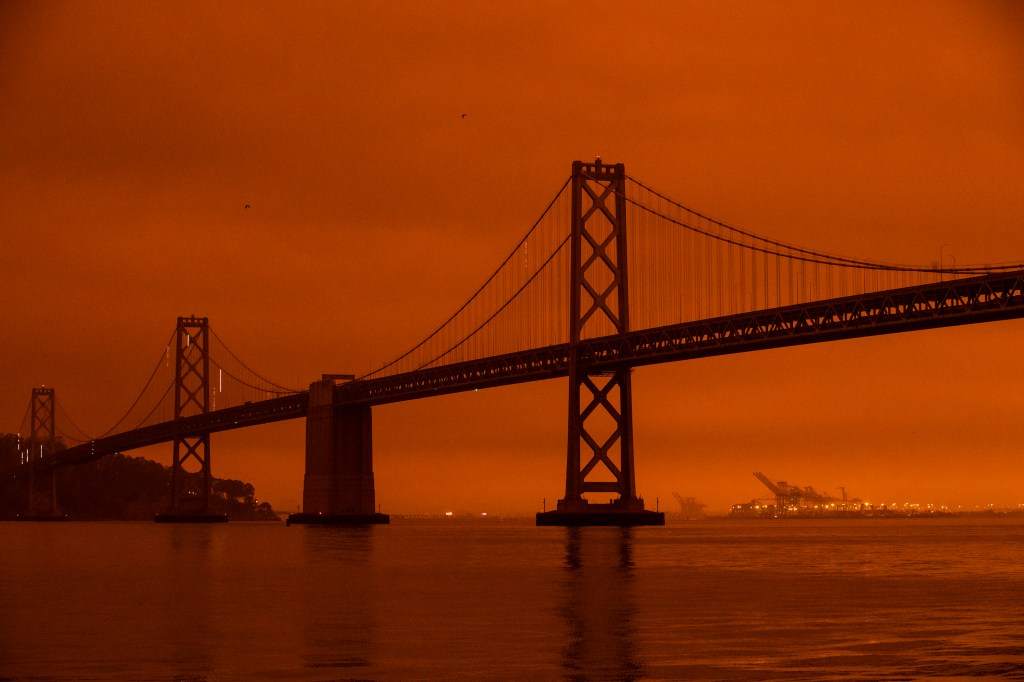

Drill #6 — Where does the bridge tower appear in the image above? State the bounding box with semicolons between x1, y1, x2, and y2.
538;160;663;526
24;387;61;518
155;316;226;522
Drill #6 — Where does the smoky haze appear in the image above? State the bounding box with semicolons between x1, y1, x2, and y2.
1;0;1022;514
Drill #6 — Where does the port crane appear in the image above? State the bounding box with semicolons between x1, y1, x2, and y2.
753;472;841;515
671;492;706;519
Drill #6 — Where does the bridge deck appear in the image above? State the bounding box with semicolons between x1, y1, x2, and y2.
339;269;1024;403
22;269;1024;473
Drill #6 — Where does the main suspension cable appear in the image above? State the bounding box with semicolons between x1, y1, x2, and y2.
624;174;1024;274
360;176;572;379
97;329;176;438
17;400;30;437
54;395;96;442
55;426;86;445
209;326;299;393
130;379;175;431
211;360;298;395
412;233;572;371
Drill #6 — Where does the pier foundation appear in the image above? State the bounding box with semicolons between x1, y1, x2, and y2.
287;380;389;526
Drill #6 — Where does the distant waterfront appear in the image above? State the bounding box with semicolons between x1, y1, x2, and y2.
727;502;1024;519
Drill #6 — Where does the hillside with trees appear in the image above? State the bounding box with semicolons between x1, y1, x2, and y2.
0;433;278;520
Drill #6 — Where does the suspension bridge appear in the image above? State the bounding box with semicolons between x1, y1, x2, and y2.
6;160;1024;525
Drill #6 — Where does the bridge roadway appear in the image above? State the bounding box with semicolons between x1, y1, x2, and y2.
35;269;1024;472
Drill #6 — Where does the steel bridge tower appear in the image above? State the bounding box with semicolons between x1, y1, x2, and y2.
538;160;664;526
25;387;60;517
156;316;226;522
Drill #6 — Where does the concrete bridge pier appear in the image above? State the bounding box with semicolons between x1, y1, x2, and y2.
287;379;389;525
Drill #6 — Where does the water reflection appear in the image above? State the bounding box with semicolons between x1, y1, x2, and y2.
560;527;645;681
163;525;227;680
299;526;378;673
301;524;375;564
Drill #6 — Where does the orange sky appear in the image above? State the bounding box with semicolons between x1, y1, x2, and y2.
2;1;1023;514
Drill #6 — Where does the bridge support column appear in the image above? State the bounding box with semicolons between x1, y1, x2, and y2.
287;379;388;525
18;387;65;520
155;316;227;523
538;160;663;526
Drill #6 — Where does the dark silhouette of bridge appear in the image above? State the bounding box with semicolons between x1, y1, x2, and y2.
8;160;1024;524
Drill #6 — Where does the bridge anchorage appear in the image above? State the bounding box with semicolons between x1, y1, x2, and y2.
537;160;663;526
154;317;227;523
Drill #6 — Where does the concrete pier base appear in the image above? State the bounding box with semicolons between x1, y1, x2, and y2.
294;380;385;525
536;510;664;526
536;499;665;526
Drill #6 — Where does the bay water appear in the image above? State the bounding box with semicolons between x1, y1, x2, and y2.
2;516;1023;680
